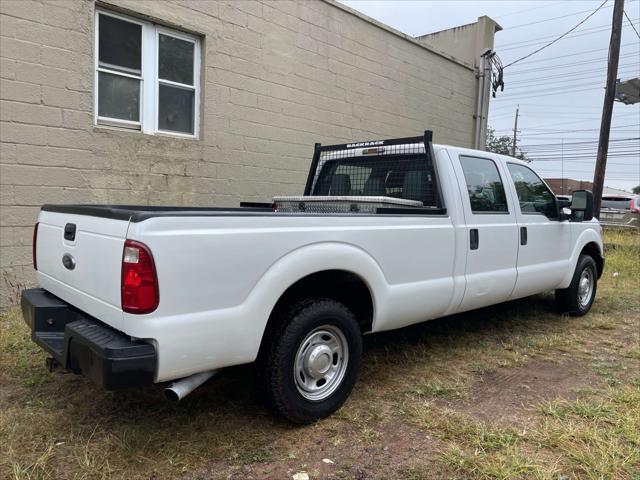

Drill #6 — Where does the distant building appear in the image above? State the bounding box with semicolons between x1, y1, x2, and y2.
545;179;632;197
545;178;594;196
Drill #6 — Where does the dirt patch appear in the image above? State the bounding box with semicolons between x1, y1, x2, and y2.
459;359;595;425
215;420;441;480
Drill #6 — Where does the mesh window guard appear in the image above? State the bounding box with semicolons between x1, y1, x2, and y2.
304;133;442;210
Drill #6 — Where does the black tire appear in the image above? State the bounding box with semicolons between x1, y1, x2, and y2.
555;254;598;316
261;298;362;424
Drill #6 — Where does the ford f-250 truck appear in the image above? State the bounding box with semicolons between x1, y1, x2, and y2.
22;131;604;424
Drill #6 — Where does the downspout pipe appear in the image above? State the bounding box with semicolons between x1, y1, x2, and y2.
474;48;493;149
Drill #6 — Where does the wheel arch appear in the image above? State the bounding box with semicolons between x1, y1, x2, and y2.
252;243;384;362
560;228;604;287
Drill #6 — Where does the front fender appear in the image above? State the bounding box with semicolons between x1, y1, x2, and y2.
559;226;603;288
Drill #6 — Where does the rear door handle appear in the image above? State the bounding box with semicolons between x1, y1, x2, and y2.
520;226;527;246
470;228;479;250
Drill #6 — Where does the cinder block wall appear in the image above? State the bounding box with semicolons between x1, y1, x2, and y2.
0;0;478;307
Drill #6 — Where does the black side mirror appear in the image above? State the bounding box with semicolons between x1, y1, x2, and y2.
570;190;594;222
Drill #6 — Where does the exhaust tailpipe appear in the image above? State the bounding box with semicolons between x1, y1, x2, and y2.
164;370;219;401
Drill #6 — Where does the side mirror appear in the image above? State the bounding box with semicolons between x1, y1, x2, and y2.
570;190;594;222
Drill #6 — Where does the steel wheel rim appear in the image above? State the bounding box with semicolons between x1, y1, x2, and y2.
577;268;594;308
294;325;349;401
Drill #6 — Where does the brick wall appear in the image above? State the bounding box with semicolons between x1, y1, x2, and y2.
1;0;480;307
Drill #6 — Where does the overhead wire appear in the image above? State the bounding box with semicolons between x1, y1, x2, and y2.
503;5;614;30
624;10;640;38
494;1;568;20
503;0;610;68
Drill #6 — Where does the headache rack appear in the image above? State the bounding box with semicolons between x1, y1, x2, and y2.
286;130;446;215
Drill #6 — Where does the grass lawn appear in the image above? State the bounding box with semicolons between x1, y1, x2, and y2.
1;230;638;479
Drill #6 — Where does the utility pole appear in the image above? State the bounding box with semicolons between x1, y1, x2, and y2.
511;105;519;157
561;138;564;195
593;0;624;217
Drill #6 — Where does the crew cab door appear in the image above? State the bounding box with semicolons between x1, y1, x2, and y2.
454;154;519;312
504;163;571;298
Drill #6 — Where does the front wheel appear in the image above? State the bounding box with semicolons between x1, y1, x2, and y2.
555;254;598;316
262;298;362;424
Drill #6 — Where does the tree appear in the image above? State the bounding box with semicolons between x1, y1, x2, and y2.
633;185;640;194
485;128;528;161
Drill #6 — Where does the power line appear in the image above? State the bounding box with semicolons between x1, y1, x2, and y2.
506;64;640;88
491;86;607;101
521;138;639;148
498;20;614;47
498;16;639;51
506;62;639;81
494;1;567;20
504;5;614;30
502;43;637;69
503;0;610;69
505;52;638;74
624;10;640;38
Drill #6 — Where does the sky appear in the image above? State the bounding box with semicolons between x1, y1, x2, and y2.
340;0;640;192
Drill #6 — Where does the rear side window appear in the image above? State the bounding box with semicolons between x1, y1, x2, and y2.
507;163;557;218
459;156;508;213
312;155;436;206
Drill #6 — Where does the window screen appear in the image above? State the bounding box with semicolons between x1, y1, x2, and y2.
460;156;508;213
507;163;557;218
312;154;436;206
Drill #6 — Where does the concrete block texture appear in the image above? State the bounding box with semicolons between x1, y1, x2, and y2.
0;0;483;307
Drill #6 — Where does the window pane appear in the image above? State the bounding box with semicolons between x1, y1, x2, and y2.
507;163;557;218
158;84;194;134
98;71;140;122
460;156;508;213
313;156;436;205
158;34;194;85
99;14;141;73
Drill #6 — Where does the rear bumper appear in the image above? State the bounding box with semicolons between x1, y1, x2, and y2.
21;288;156;389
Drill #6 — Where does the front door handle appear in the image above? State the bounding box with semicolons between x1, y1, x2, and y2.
520;226;527;246
470;228;479;250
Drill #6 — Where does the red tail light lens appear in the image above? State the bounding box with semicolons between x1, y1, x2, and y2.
630;199;639;213
32;222;39;270
121;240;159;314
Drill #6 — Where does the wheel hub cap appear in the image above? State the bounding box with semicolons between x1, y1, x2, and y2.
304;345;332;377
577;269;593;307
294;325;349;402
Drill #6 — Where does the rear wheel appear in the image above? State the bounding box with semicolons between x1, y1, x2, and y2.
261;298;362;424
555;254;597;316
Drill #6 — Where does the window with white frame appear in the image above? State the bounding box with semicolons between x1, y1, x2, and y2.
95;9;200;137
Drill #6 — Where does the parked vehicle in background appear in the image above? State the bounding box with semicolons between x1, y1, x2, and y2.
599;194;639;229
22;132;604;423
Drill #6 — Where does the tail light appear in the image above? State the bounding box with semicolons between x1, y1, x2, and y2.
121;240;159;314
32;222;39;270
630;199;639;213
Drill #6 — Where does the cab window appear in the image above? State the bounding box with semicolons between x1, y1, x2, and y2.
507;163;557;218
459;156;509;213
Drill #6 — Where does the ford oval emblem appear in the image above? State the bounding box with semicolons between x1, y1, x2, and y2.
62;253;76;271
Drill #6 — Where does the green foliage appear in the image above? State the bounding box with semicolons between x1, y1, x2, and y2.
632;185;640;194
486;128;528;161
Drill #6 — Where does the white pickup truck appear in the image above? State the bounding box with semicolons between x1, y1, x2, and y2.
22;132;604;423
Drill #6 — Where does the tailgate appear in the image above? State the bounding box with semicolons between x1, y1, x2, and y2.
35;210;130;330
